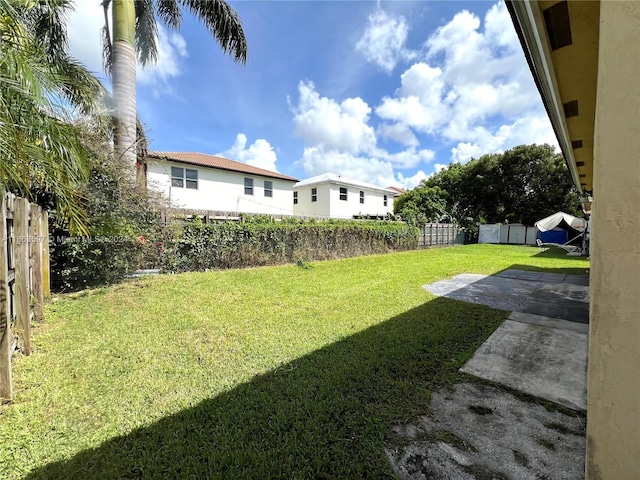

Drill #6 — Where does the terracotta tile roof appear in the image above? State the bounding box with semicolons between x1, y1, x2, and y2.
294;173;398;194
386;186;407;195
147;151;299;182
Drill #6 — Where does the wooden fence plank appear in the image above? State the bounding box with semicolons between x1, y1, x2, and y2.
31;206;44;322
14;198;30;356
0;190;12;400
42;210;50;299
418;223;462;248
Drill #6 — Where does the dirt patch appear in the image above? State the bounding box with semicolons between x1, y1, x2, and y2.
386;382;585;480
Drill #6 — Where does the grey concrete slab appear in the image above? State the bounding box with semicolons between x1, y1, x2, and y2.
509;311;589;334
495;269;588;286
563;275;590;286
495;269;523;279
460;320;588;410
387;383;585;480
539;273;567;283
424;272;589;323
518;272;544;281
520;283;589;324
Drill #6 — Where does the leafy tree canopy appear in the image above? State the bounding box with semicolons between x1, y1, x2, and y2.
395;144;581;226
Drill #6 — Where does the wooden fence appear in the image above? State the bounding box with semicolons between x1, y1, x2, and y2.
419;223;463;247
0;189;50;401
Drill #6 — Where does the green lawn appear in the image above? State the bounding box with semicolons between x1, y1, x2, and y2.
0;245;589;479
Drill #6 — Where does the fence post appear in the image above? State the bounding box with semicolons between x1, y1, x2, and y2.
0;190;12;401
41;210;50;299
14;198;30;356
31;206;44;322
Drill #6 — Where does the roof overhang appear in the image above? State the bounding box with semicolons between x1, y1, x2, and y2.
294;175;396;195
506;0;599;194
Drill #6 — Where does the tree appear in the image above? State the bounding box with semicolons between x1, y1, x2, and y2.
416;144;580;225
102;0;248;180
393;186;448;226
0;0;107;232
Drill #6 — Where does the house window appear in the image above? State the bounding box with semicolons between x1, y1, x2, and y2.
264;180;273;197
384;195;388;207
311;187;317;202
171;167;198;189
185;169;198;189
339;187;348;201
244;177;253;195
359;191;365;204
293;191;298;205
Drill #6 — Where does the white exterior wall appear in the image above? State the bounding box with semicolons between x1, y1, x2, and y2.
292;183;331;218
147;160;295;215
293;180;394;219
327;184;393;219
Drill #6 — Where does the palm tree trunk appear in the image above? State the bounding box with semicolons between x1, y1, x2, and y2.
111;0;139;182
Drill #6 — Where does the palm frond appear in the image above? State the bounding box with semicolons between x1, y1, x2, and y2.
0;0;106;233
154;0;182;29
102;0;113;74
135;0;159;66
179;0;248;64
21;0;72;61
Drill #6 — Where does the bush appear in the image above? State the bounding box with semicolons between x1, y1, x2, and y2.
50;152;168;291
157;217;418;273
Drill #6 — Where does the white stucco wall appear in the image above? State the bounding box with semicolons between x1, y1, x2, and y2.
587;2;640;478
292;183;331;218
147;160;295;215
327;184;394;219
293;180;394;219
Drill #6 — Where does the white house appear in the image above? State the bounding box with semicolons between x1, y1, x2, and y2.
146;152;299;215
292;173;395;219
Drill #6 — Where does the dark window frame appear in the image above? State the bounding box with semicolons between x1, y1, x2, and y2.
264;180;273;197
383;194;388;207
339;187;348;201
171;166;198;189
293;191;298;205
359;191;365;204
244;177;254;195
311;187;317;202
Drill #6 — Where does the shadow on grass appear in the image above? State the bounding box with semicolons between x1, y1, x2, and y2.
25;298;507;480
531;248;589;266
501;262;590;277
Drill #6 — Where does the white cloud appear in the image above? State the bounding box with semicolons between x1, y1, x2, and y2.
138;26;189;97
378;123;419;147
450;114;558;163
300;146;395;185
372;146;434;169
376;63;449;134
67;4;188;97
356;8;417;73
219;134;279;172
293;81;377;154
396;170;429;190
375;1;555;164
291;81;435;186
434;163;448;173
67;1;107;76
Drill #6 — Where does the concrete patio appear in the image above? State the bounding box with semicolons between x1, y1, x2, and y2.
424;268;589;411
385;268;590;479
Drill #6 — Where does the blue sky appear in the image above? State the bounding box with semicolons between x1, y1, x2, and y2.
67;0;556;189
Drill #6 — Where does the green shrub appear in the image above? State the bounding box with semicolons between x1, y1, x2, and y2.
156;218;418;273
50;153;169;291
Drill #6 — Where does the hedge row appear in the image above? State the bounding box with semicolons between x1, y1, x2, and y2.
159;219;419;272
51;218;418;290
